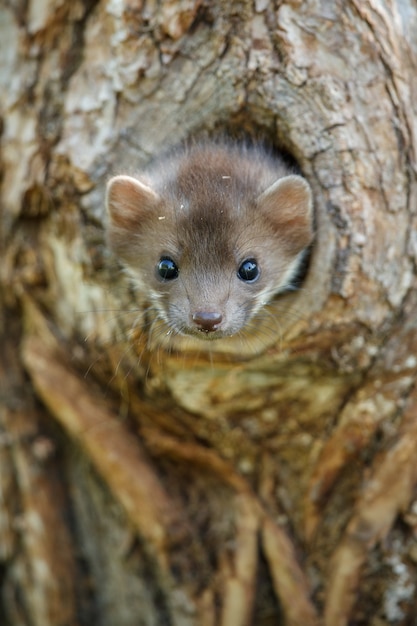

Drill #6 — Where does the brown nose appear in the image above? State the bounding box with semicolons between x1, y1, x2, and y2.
192;311;223;333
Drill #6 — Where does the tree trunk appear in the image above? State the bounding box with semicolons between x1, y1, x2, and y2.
2;1;417;625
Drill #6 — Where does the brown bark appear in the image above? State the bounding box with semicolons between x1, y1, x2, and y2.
2;1;417;625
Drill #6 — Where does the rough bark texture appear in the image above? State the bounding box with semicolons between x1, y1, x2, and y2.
2;1;417;625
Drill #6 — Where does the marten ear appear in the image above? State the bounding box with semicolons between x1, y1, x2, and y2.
106;175;160;229
257;175;313;250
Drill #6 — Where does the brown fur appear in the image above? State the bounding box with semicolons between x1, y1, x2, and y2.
106;141;313;347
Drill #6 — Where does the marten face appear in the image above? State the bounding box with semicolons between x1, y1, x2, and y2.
106;143;313;345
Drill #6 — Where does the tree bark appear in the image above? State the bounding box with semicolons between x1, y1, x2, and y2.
2;1;417;625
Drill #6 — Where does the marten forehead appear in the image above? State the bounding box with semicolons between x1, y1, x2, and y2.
167;181;241;239
168;192;271;263
167;172;258;233
176;210;237;266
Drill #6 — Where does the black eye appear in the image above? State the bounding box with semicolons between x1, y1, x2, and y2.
237;258;259;282
157;257;179;280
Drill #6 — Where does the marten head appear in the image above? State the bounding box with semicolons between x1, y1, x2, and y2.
106;143;313;344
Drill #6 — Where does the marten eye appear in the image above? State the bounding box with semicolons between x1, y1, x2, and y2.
237;258;260;282
157;257;179;281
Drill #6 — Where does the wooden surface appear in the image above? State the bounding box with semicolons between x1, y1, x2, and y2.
2;1;417;624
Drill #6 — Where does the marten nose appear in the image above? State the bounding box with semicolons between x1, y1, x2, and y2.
192;311;223;333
